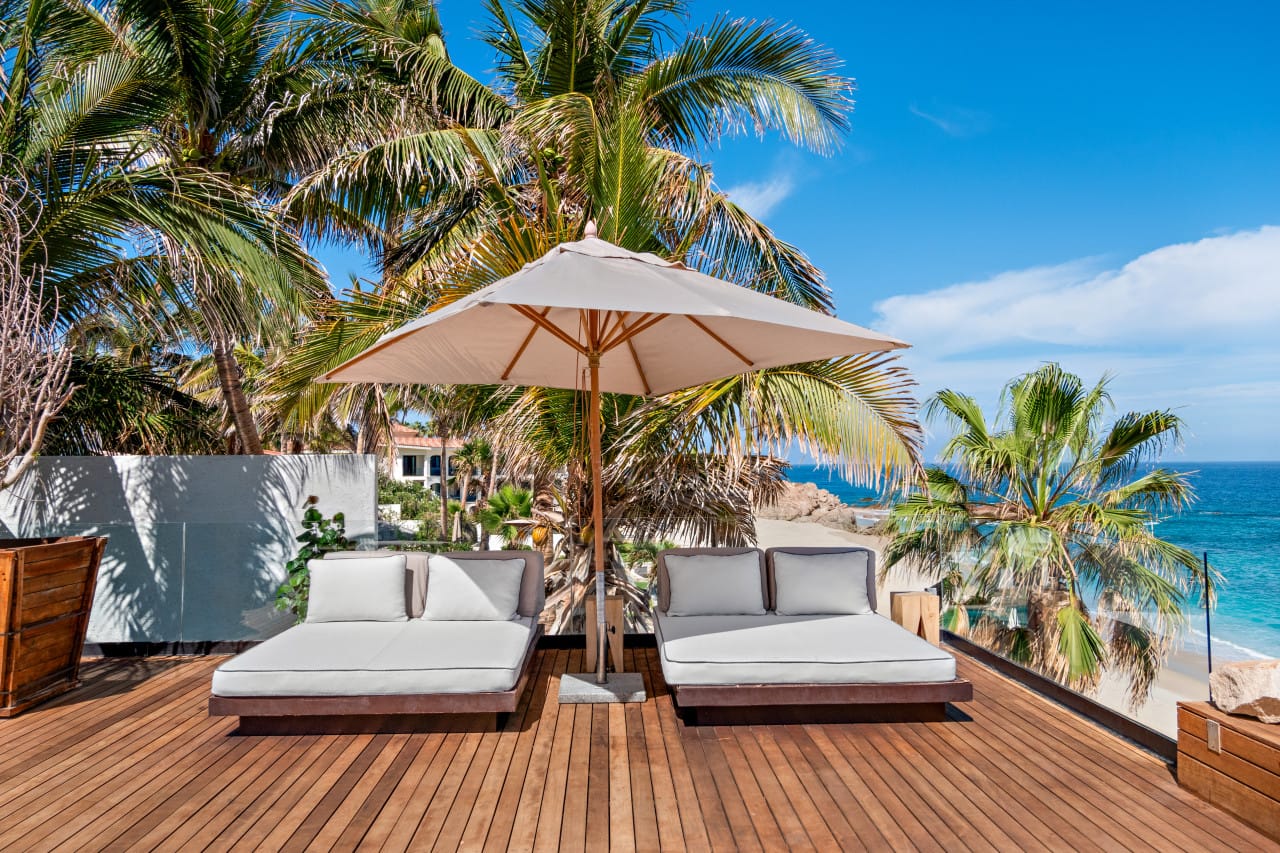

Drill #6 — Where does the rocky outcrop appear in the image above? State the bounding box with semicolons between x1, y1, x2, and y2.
755;481;864;530
1212;660;1280;723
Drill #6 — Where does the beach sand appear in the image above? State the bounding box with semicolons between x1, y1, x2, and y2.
754;516;1207;737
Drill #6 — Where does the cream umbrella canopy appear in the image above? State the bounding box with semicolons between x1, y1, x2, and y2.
322;223;909;684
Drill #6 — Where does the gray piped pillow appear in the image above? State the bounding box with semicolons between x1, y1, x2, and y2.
423;556;525;621
772;551;872;615
306;555;409;622
665;553;765;616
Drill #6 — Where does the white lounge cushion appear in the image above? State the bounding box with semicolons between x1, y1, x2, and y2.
773;551;872;615
306;555;408;623
424;556;525;621
654;612;956;685
664;553;765;616
211;618;535;696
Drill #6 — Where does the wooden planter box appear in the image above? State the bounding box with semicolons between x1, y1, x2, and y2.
1178;701;1280;841
0;536;106;717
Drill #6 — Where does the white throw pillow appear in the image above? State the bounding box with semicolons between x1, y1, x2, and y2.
664;553;765;616
306;555;408;622
423;556;525;621
772;551;872;615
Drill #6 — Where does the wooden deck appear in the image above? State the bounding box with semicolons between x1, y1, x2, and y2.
0;647;1274;852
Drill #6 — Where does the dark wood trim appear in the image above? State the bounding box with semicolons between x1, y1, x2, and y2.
671;679;972;709
944;630;1178;763
680;702;950;726
234;712;503;736
88;640;262;657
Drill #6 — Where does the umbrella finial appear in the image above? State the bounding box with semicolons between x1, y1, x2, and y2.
584;220;598;239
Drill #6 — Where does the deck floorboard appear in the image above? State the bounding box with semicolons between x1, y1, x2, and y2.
0;648;1273;852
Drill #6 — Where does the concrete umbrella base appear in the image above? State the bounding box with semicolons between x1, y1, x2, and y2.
557;672;647;704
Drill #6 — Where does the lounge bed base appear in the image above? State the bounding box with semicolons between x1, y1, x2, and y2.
209;631;538;735
671;678;973;725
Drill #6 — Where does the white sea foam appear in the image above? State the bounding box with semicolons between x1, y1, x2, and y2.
1180;625;1273;662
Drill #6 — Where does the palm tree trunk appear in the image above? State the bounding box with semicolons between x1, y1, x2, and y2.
439;435;449;542
488;455;498;498
212;338;263;455
453;468;469;542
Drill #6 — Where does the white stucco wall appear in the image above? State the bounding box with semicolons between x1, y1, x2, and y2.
0;455;377;644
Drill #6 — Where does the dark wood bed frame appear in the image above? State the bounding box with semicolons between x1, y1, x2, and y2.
208;628;541;735
669;678;973;724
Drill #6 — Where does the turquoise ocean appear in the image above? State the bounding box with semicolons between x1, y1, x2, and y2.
789;461;1280;662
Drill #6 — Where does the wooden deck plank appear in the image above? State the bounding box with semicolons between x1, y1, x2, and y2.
586;704;613;851
769;726;882;849
622;652;660;853
960;659;1222;851
802;725;945;852
361;732;461;851
634;645;701;853
0;647;1273;853
404;728;487;850
993;689;1244;849
0;684;216;840
744;725;840;850
461;647;555;851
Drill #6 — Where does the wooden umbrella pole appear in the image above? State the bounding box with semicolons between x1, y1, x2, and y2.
588;353;608;684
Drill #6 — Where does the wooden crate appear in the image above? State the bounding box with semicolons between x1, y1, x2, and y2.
0;536;106;717
1177;700;1280;841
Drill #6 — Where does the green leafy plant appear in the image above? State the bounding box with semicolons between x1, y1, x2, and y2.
276;497;354;622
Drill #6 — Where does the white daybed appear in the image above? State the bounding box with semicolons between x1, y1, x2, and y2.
209;550;543;734
653;546;972;722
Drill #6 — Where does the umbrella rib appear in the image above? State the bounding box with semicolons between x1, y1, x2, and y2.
686;316;754;366
600;311;627;346
600;313;664;352
625;336;652;395
502;307;551;381
510;304;588;355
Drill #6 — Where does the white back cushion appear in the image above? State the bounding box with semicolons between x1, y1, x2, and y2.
665;553;765;616
306;555;408;622
424;556;525;621
773;551;872;615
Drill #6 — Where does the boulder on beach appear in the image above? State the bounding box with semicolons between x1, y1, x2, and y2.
755;481;863;530
1211;659;1280;724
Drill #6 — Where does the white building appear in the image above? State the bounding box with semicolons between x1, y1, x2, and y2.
388;423;464;498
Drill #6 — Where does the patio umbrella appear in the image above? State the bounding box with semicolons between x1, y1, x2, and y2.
322;223;908;684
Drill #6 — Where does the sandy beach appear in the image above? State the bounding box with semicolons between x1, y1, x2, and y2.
755;516;1206;737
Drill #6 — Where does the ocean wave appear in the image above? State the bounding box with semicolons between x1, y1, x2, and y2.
1180;625;1274;661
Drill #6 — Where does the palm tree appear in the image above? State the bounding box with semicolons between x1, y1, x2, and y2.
0;0;329;455
270;0;922;626
449;436;493;540
617;538;678;581
477;483;536;547
105;0;333;452
884;364;1206;707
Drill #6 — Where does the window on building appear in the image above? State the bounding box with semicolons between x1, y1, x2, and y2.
402;455;420;476
429;454;441;476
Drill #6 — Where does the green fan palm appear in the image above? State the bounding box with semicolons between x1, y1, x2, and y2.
884;363;1209;707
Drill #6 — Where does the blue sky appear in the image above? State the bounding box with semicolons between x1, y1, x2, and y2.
316;1;1280;461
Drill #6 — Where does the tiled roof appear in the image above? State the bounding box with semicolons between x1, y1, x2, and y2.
391;423;466;450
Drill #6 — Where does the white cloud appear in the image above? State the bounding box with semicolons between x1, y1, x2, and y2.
874;227;1280;356
870;227;1280;460
909;103;991;138
724;173;795;220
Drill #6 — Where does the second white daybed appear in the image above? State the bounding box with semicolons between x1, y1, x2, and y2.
653;546;972;722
